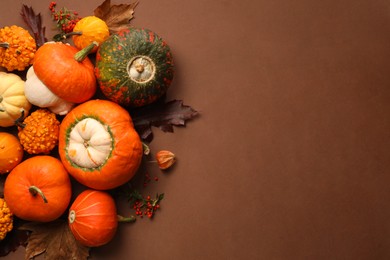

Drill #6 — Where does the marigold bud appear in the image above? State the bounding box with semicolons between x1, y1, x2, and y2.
156;150;176;170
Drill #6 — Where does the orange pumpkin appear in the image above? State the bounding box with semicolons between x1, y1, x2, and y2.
32;42;96;103
58;99;143;190
3;155;72;222
0;132;23;174
72;16;109;52
68;189;118;247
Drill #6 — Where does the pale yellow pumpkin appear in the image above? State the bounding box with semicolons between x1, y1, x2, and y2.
0;72;31;127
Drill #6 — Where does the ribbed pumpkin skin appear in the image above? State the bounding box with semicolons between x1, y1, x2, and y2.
58;99;143;190
0;72;31;127
95;27;174;107
68;190;118;247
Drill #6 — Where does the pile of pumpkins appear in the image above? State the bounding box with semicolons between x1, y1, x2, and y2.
0;15;174;247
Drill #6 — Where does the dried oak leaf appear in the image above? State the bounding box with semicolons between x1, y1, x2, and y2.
20;5;47;47
19;220;90;260
0;227;29;257
94;0;138;34
131;99;199;142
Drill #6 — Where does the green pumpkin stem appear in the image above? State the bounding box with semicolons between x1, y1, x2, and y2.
142;142;150;155
14;109;26;128
74;41;98;62
29;185;48;203
62;31;83;39
117;214;136;223
0;42;9;48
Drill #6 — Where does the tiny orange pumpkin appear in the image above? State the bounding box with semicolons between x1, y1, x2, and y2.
72;16;109;52
0;25;36;71
16;109;60;155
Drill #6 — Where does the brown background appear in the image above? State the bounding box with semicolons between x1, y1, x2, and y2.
1;0;390;259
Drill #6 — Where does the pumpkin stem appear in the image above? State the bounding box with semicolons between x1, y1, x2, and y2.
62;31;83;39
74;41;98;62
29;186;48;203
117;214;136;223
142;142;150;155
69;210;76;223
0;42;9;48
14;109;26;128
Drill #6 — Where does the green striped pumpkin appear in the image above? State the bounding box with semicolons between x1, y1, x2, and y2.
95;27;174;107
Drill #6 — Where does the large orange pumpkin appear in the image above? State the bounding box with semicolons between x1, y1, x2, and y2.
0;132;23;174
32;42;96;103
3;155;72;222
58;99;143;190
68;189;118;247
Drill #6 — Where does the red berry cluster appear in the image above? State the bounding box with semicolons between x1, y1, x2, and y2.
131;192;164;219
49;2;81;33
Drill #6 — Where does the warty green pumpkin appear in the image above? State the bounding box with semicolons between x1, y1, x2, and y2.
95;27;174;107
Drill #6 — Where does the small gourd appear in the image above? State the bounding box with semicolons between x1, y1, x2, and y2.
0;71;31;127
0;132;23;174
17;109;60;155
0;198;13;240
95;27;174;107
71;16;109;52
0;25;36;71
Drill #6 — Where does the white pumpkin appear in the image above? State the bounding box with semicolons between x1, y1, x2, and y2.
0;72;31;127
25;66;74;115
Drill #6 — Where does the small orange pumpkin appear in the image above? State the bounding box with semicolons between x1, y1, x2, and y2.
17;109;60;155
58;99;143;190
0;25;36;71
3;155;72;222
72;16;109;52
68;189;118;247
0;132;23;174
32;42;96;103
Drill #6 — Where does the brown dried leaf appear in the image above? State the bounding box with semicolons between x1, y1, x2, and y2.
131;99;199;142
20;220;90;260
94;0;139;34
0;228;29;257
20;5;47;47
